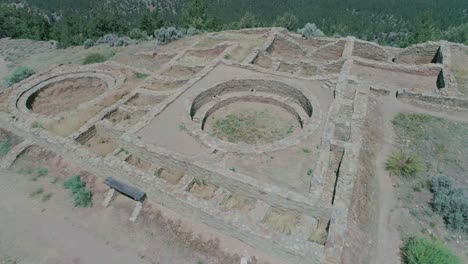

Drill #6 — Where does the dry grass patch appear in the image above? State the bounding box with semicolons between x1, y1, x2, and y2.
125;155;152;172
44;89;129;136
264;209;300;235
156;168;185;185
223;193;254;213
189;179;218;200
309;220;329;245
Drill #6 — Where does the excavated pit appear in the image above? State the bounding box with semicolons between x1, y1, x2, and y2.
26;77;107;116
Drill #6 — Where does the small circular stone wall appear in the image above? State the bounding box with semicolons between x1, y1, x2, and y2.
26;77;107;115
186;79;322;154
12;67;125;122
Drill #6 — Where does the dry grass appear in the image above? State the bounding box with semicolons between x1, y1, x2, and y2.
44;89;129;136
223;193;254;212
264;210;300;235
189;180;218;199
309;220;329;245
211;109;294;145
157;168;185;185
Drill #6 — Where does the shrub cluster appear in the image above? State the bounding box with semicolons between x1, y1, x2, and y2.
96;34;130;47
431;176;468;233
402;236;461;264
63;175;93;207
298;23;325;38
154;26;200;45
128;28;150;40
83;53;108;65
4;66;35;87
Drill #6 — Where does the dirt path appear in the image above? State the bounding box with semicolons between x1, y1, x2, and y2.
373;95;402;264
0;56;8;86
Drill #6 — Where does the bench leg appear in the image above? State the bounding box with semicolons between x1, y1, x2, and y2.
129;201;143;223
102;188;116;208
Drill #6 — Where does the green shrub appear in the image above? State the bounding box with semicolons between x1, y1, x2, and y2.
83;53;108;65
402;236;461;264
129;28;150;40
385;150;424;177
0;140;12;156
298;23;325;38
63;175;93;207
154;27;185;45
134;72;149;79
4;66;35;87
83;39;94;49
431;176;468;233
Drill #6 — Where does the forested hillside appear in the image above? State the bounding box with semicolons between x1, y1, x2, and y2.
1;0;467;47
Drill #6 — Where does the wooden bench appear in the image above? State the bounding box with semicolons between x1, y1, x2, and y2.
104;177;146;202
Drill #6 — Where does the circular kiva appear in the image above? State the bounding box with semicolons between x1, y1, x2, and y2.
186;79;321;154
13;68;125;122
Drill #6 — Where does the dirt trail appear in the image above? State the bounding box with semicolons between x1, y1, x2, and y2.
373;95;401;264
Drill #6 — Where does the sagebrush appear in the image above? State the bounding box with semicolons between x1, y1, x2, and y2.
431;176;468;233
4;66;35;87
63;175;93;207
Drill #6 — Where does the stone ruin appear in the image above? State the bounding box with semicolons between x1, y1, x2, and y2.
0;28;467;264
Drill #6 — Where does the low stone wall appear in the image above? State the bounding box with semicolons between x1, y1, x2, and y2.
190;79;313;118
352;41;389;62
396;89;468;110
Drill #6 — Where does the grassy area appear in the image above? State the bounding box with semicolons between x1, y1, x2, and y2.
402;236;461;264
392;113;467;182
211;109;294;144
385;150;424;177
391;112;468;260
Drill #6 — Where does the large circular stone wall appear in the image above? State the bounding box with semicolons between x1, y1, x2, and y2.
185;79;322;154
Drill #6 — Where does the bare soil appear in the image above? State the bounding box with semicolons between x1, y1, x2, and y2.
178;46;226;65
141;78;187;91
29;77;107;115
125;93;167;107
161;65;203;78
105;109;146;128
78;129;118;157
254;54;272;69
